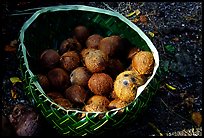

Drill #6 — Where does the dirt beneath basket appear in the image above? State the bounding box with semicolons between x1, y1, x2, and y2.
1;1;202;136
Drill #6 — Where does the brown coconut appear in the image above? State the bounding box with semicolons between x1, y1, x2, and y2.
73;25;90;46
132;51;154;75
88;73;113;96
83;95;110;113
114;71;146;103
60;51;80;72
86;34;103;49
46;91;64;100
59;38;82;55
37;74;50;92
108;99;128;110
84;49;108;73
70;67;92;87
53;98;73;109
98;35;123;57
47;68;70;91
64;85;87;105
40;49;60;69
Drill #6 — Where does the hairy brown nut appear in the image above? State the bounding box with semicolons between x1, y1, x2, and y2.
53;98;72;109
88;73;113;96
114;71;145;103
73;25;90;46
9;104;40;136
64;85;87;105
40;49;60;69
86;34;103;49
86;95;110;107
98;35;123;57
60;51;80;72
82;95;110;117
70;67;92;87
80;48;96;62
59;38;82;55
46;91;64;100
128;47;141;59
110;90;118;99
83;103;107;113
37;74;49;92
132;51;154;75
84;49;108;73
108;99;128;110
47;68;70;91
105;58;124;79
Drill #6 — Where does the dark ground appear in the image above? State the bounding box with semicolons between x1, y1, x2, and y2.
1;1;202;136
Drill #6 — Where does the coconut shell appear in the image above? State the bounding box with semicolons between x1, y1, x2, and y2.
9;104;40;136
108;99;128;110
83;104;108;113
88;73;113;96
60;51;80;72
40;49;60;70
70;67;92;87
114;71;146;103
86;34;103;49
53;98;73;109
80;48;96;62
64;85;87;105
132;51;154;75
105;58;124;79
47;68;70;91
59;38;82;55
46;91;64;100
73;25;90;46
84;49;108;73
98;35;123;57
83;95;110;113
37;74;50;92
86;95;110;107
128;47;141;59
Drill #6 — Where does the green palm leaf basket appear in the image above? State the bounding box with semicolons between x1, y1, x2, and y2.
18;5;160;136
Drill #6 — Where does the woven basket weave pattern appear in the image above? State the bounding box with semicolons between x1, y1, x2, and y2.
18;5;160;136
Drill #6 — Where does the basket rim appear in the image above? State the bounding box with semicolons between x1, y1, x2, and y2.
18;4;160;114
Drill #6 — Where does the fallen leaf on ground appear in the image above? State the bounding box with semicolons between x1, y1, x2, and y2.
148;31;155;37
165;83;176;90
139;15;148;23
126;11;136;17
192;112;202;127
135;9;141;16
131;18;139;23
11;89;17;99
4;45;17;52
10;77;22;85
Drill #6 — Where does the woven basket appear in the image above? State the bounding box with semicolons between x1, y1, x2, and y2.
18;5;160;136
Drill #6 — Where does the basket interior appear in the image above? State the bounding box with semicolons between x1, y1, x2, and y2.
24;10;150;61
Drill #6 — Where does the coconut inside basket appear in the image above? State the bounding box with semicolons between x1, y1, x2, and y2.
18;5;160;136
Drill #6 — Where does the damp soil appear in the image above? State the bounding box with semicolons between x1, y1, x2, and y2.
1;1;202;136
